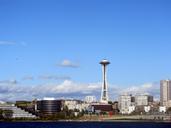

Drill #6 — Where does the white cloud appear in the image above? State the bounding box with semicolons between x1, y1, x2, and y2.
0;41;16;45
22;76;34;81
57;59;79;68
121;83;159;95
22;75;71;81
118;82;160;100
0;80;160;102
51;80;101;94
0;79;18;84
38;75;71;80
0;80;101;101
0;41;27;46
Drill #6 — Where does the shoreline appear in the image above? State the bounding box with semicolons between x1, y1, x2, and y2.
0;119;171;123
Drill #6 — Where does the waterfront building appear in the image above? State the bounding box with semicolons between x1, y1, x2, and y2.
135;95;153;106
63;99;89;112
0;103;36;118
36;97;62;116
63;99;81;110
91;103;113;113
118;94;132;114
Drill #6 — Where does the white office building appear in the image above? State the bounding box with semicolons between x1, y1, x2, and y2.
119;94;132;114
63;99;89;112
135;95;148;106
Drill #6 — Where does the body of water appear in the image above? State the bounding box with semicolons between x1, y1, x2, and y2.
0;122;171;128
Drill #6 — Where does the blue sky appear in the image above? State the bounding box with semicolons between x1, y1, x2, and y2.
0;0;171;101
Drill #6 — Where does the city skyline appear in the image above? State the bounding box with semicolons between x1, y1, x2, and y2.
0;0;171;101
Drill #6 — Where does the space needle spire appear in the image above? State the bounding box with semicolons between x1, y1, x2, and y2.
100;59;110;104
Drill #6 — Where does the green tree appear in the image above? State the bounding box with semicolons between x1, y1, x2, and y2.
0;109;4;119
2;110;13;119
108;101;113;105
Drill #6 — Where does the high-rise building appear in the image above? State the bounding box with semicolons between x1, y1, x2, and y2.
135;95;153;106
119;94;132;114
160;80;171;107
119;94;154;114
135;95;148;106
100;59;110;104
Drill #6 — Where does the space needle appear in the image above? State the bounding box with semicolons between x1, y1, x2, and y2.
100;59;110;104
